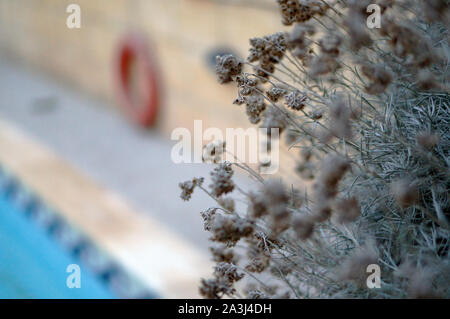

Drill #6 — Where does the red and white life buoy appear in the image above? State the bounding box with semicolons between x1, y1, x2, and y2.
115;33;160;127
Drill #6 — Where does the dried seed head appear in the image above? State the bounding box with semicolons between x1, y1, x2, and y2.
377;0;395;12
248;32;288;63
277;0;328;25
218;197;235;213
236;74;258;96
215;54;242;84
396;262;443;298
277;0;302;26
337;243;378;284
210;245;236;263
408;278;436;299
269;260;294;277
203;140;226;164
334;197;361;224
318;155;351;189
417;70;441;91
272;289;293;299
248;180;292;237
214;262;244;283
292;47;314;65
261;106;288;136
326;96;354;140
413;40;438;69
284;90;307;111
313;155;350;220
200;208;217;231
268;208;291;237
289;22;315;45
245;255;270;273
292;215;315;240
179;177;204;201
199;277;234;299
246;289;267;299
245;236;271;273
248;32;288;80
319;34;342;57
267;86;287;102
310;109;323;120
245;95;266;124
256;62;276;80
247;191;269;219
381;19;429;61
361;64;393;95
394;260;417;279
407;268;440;299
210;214;254;246
416;132;441;150
261;180;292;236
422;0;449;23
233;96;245;105
391;178;419;208
262;179;290;206
209;162;235;198
308;54;339;78
344;12;373;50
288;23;314;57
312;202;332;223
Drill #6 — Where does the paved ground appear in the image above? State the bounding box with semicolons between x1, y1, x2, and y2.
0;59;250;251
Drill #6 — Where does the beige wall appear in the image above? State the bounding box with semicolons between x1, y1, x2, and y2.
0;0;282;129
0;0;299;178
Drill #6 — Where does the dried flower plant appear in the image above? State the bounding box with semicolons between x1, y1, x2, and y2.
181;0;450;299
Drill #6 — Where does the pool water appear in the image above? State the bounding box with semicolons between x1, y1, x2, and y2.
0;168;154;299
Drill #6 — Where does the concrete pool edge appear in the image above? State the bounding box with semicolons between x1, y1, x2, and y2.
0;174;123;299
0;119;212;298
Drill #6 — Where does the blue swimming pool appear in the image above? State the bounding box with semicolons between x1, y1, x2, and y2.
0;167;155;299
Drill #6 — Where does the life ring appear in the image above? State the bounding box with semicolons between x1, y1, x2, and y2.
115;33;160;127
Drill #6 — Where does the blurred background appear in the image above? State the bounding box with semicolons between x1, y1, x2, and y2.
0;0;284;298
